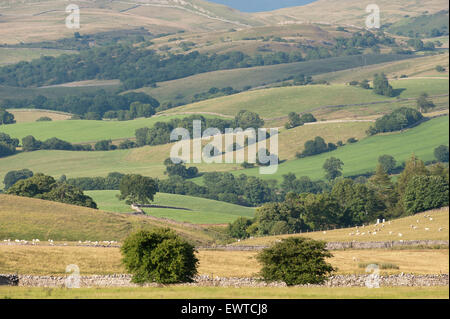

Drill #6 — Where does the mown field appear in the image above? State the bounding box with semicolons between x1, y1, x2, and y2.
0;195;216;245
234;116;449;182
162;78;449;118
0;245;448;277
85;190;254;224
234;207;449;245
1;286;447;299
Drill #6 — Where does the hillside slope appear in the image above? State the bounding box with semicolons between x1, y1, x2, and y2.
234;207;449;245
0;0;261;44
257;0;449;28
0;194;216;244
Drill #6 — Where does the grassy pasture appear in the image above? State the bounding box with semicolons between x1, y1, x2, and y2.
0;245;447;277
232;116;449;182
0;286;447;299
7;109;72;123
0;120;373;184
85;190;255;224
0;48;74;65
0;114;189;143
162;78;449;118
0;194;215;245
235;207;449;246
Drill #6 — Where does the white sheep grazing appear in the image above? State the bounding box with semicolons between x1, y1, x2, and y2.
389;231;393;235
398;233;403;237
429;218;433;221
425;228;430;231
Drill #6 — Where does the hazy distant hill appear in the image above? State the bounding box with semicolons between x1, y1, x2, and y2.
206;0;317;12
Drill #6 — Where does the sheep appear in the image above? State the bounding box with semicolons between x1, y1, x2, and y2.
398;233;403;237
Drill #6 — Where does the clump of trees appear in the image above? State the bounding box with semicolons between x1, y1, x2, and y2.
36;116;52;122
121;229;198;284
296;136;337;158
164;158;198;179
3;169;34;190
0;108;16;125
373;73;394;97
434;145;449;163
6;173;97;208
257;237;335;286
66;172;125;190
0;91;159;120
367;107;423;135
0;133;19;158
118;174;158;205
416;93;435;113
227;153;448;238
21;135;93;152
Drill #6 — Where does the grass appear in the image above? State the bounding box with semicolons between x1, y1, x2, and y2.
85;190;255;224
0;286;447;299
234;207;449;246
7;109;72;123
0;194;216;245
314;52;449;84
134;54;416;105
232;116;449;182
0;245;447;277
162;78;449;118
0;114;191;144
0;48;75;65
257;0;449;27
0;120;373;185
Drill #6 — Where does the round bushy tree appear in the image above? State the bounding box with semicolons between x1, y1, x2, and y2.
257;237;335;286
434;145;449;163
121;229;198;284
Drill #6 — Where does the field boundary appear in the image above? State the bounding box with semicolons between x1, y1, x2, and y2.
1;274;448;288
205;240;450;251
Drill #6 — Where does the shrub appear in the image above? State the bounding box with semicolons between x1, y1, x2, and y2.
434;145;449;163
121;229;198;284
347;137;358;144
36;116;52;122
227;217;253;239
378;154;397;174
257;237;335;286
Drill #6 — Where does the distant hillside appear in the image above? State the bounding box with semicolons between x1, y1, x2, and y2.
387;10;449;38
0;0;261;44
256;0;449;28
207;0;317;12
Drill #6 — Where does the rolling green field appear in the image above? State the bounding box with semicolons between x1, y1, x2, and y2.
1;116;447;186
231;115;450;182
85;190;254;224
162;78;449;118
0;114;195;143
0;286;447;299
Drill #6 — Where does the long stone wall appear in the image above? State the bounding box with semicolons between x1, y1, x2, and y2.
199;240;449;251
1;274;448;288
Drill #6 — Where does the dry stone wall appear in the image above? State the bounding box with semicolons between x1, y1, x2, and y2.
1;274;448;288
